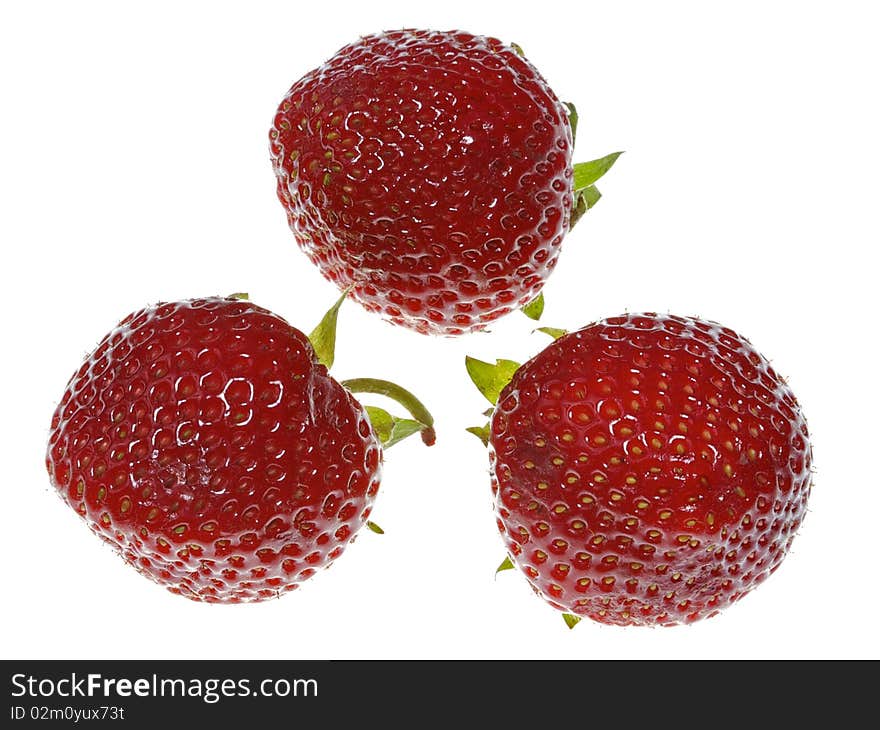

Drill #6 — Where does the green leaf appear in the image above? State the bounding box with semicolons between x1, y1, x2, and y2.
536;327;568;340
386;418;423;448
482;408;494;418
466;423;490;447
570;184;603;230
563;102;578;145
582;185;602;209
562;613;582;630
465;356;521;406
365;406;393;443
495;556;515;576
364;406;424;449
366;520;384;535
510;42;525;57
228;292;249;300
573;152;623;191
308;290;347;369
520;292;545;321
569;192;588;229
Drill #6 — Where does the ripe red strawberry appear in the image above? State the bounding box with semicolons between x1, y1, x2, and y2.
469;313;812;626
270;29;619;336
46;295;433;602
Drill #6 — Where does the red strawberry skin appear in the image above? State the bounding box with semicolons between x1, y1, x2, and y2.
270;29;573;336
489;314;812;625
46;297;381;602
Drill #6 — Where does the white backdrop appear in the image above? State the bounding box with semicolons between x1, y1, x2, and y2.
2;0;877;659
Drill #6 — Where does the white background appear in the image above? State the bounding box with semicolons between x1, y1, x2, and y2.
2;0;878;660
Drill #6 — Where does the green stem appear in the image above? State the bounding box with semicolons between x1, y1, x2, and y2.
341;378;436;446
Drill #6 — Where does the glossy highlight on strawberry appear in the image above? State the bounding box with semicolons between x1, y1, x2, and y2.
485;313;812;626
45;297;382;602
270;29;574;335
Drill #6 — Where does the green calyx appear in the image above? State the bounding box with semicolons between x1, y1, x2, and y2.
564;102;623;230
562;613;582;630
520;292;545;321
308;290;348;369
308;293;435;449
536;326;568;340
465;325;571;445
465;357;520;406
464;356;520;449
465;423;491;447
365;520;385;535
573;151;624;191
495;556;515;576
520;100;621;317
564;101;579;143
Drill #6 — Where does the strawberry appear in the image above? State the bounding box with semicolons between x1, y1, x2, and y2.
45;295;434;602
270;29;620;336
468;313;812;626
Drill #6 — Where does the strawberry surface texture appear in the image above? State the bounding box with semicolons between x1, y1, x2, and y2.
488;313;812;625
46;297;381;602
270;29;573;335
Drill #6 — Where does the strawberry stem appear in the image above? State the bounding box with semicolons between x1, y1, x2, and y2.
342;378;436;446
